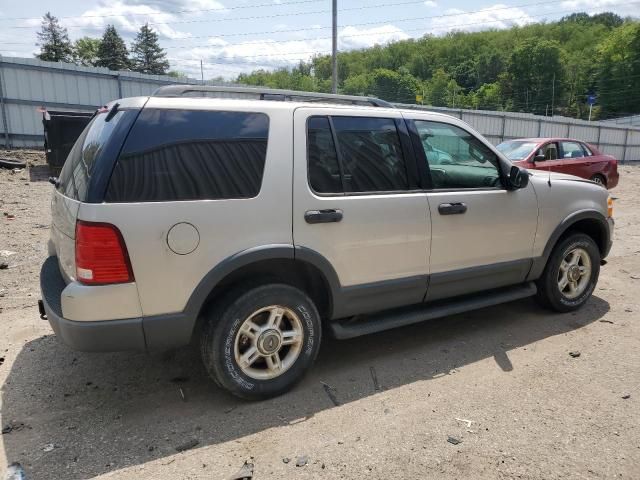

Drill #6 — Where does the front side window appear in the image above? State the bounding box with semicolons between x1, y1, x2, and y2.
106;109;269;202
414;120;501;189
561;141;585;159
306;116;410;194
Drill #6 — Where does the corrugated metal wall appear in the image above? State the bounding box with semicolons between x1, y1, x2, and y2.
1;55;639;160
0;56;226;148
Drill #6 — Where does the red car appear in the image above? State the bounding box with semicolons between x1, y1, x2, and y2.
496;137;619;189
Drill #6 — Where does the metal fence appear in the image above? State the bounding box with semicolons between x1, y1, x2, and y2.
0;56;230;148
1;55;639;161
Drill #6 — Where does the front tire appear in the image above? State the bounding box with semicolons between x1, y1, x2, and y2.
200;284;321;400
535;233;600;312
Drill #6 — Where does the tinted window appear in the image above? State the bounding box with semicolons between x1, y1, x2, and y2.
106;109;269;202
307;117;342;194
415;120;501;189
561;141;585;159
332;116;408;193
58;110;127;201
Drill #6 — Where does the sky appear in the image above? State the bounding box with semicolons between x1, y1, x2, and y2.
0;0;637;79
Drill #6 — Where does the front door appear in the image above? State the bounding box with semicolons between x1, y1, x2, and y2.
407;116;539;301
292;107;431;318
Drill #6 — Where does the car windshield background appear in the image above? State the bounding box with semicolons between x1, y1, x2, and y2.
415;120;501;189
105;109;269;202
496;141;539;160
57;111;126;201
307;115;409;194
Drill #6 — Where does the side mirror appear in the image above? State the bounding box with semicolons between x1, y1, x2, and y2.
533;154;545;162
509;165;529;190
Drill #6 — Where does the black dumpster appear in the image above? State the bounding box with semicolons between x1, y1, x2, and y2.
42;110;93;172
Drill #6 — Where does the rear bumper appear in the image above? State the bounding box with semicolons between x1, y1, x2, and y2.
41;256;195;352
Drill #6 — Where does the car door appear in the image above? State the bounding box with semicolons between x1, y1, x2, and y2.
293;107;431;318
559;140;589;179
531;141;567;174
406;115;538;302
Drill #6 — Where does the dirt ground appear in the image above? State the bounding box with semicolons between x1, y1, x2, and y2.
0;151;638;480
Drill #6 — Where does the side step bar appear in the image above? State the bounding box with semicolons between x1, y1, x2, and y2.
330;282;537;339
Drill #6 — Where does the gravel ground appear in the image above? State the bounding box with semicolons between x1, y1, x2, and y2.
1;151;639;479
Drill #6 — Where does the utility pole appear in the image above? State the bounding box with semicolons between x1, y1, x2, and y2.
551;73;555;116
200;60;204;85
331;0;338;94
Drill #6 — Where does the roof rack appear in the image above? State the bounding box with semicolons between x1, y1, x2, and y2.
152;85;394;108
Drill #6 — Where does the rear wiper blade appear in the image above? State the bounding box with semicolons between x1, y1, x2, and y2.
105;102;120;122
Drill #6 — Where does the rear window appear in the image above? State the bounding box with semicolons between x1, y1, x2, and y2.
57;110;127;201
105;109;269;202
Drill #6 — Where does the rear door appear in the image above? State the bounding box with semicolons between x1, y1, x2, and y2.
406;115;538;301
292;107;431;318
559;140;590;179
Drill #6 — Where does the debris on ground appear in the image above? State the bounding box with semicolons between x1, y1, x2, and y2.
3;212;15;220
370;366;381;391
321;381;340;406
0;250;17;257
175;439;199;452
0;357;4;366
4;462;27;480
296;455;309;467
624;308;633;313
599;319;615;324
447;436;462;445
282;458;290;464
569;351;581;358
42;444;55;453
0;262;9;270
455;418;474;428
227;461;254;480
622;394;631;399
2;421;27;435
179;387;186;401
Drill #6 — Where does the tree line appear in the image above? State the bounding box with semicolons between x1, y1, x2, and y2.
238;12;640;120
35;12;170;75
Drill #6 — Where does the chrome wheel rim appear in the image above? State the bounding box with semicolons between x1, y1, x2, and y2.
557;247;592;299
234;305;304;380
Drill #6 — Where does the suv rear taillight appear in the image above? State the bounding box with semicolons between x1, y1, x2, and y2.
75;220;134;285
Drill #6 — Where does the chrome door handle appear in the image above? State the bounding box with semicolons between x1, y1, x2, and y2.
305;209;343;224
438;202;467;215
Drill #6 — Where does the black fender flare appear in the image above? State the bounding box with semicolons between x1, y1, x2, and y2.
527;209;611;281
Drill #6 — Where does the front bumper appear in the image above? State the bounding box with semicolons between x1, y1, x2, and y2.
40;256;146;352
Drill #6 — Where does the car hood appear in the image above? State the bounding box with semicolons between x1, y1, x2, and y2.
527;169;593;184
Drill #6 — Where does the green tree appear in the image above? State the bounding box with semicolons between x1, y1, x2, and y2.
72;37;101;67
368;68;419;103
508;38;565;114
97;25;130;71
425;68;452;106
36;12;73;63
130;24;169;75
596;22;640;117
342;73;372;96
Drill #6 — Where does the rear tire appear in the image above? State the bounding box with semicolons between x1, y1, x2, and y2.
590;174;606;187
200;283;321;400
535;233;600;313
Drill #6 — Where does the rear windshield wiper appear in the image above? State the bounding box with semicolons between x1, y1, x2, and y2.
105;102;120;122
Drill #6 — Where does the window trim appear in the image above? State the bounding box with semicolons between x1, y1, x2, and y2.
407;118;507;192
305;114;422;197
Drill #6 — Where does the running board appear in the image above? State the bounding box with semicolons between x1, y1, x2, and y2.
330;282;537;339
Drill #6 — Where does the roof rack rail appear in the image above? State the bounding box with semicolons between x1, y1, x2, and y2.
152;85;394;108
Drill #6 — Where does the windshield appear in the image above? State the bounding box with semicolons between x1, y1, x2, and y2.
496;141;539;160
57;110;126;201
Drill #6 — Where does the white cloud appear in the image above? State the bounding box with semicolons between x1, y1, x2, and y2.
429;4;535;33
559;0;638;15
167;24;409;78
424;1;438;7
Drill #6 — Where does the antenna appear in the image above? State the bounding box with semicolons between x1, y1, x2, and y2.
548;165;552;187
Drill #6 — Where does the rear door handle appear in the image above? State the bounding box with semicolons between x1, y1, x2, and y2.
438;202;467;215
305;209;343;224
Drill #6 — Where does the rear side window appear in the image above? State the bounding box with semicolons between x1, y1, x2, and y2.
561;141;585;159
58;110;127;201
106;109;269;202
307;115;409;194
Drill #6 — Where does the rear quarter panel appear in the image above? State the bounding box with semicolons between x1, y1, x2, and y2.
77;102;294;317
